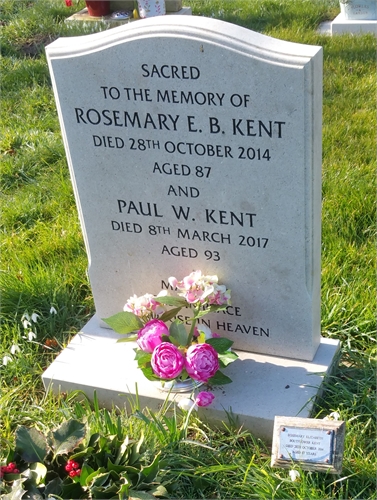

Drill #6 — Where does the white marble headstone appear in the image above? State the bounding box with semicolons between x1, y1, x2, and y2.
46;16;323;361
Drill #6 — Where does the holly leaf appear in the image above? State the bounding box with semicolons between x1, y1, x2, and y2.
1;479;26;500
44;476;63;498
208;370;233;385
102;312;143;334
15;426;49;463
206;337;233;353
52;419;87;456
29;462;47;486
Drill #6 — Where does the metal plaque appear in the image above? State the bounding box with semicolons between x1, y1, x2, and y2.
278;425;333;463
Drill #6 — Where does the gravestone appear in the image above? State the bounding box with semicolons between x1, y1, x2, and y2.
43;16;340;440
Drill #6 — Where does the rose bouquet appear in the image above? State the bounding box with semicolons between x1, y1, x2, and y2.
103;271;238;389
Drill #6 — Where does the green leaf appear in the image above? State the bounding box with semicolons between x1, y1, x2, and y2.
60;481;84;499
154;296;187;307
128;490;157;500
117;334;138;343
107;458;128;474
140;452;160;483
115;435;130;465
218;350;239;367
159;306;183;322
44;476;63;498
84;467;107;486
208;370;233;385
15;426;49;463
78;463;94;486
134;349;152;367
118;482;130;500
209;304;228;312
1;479;25;500
192;309;211;319
29;462;47;485
141;366;160;381
102;312;143;334
206;337;233;353
169;320;188;346
149;484;169;497
52;419;87;456
70;446;94;459
91;472;110;487
164;334;180;347
192;304;227;320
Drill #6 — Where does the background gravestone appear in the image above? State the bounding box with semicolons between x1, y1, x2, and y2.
46;16;323;361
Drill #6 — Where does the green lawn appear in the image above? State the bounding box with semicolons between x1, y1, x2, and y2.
1;0;376;498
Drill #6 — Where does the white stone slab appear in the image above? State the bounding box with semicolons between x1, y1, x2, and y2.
46;17;323;361
331;13;377;34
42;316;340;441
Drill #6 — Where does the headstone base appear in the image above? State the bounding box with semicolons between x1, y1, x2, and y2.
43;316;340;441
331;14;377;35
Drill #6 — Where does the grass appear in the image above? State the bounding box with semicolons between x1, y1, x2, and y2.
1;0;376;498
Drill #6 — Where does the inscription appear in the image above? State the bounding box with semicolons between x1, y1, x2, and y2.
279;427;333;463
67;59;297;346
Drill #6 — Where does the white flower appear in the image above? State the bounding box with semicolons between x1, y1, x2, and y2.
27;331;36;341
289;470;300;482
22;318;31;329
31;313;40;323
178;398;197;411
323;411;340;421
50;306;57;315
21;313;31;329
10;344;20;355
196;324;213;339
2;355;13;366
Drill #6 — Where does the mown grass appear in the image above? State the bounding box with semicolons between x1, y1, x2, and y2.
1;0;376;498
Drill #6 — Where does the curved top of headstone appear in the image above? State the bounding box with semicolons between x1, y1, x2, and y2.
46;15;320;66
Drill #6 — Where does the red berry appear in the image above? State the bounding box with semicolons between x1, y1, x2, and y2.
71;461;79;470
69;470;76;477
7;463;16;470
75;469;81;476
13;469;20;474
65;464;72;472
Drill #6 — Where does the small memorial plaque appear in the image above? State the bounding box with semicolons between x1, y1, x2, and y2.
271;416;345;473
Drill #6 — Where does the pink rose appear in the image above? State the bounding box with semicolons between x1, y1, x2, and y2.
151;342;185;379
137;319;168;353
185;343;219;382
195;391;215;407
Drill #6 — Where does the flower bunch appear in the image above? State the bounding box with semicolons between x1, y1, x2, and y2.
103;271;238;390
